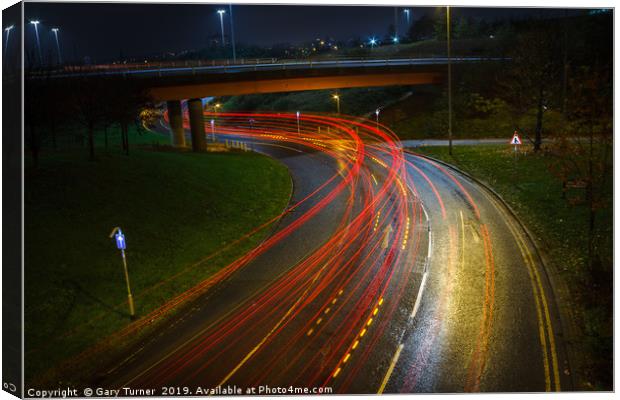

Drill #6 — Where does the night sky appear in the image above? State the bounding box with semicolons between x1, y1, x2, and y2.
20;2;582;62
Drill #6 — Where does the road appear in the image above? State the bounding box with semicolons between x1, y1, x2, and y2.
94;112;569;394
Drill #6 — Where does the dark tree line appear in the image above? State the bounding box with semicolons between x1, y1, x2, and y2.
25;69;153;166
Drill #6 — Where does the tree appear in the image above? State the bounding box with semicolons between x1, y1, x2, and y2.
454;17;477;39
24;76;44;168
386;23;396;41
407;14;436;41
68;76;107;160
545;66;612;275
499;23;563;151
106;77;152;155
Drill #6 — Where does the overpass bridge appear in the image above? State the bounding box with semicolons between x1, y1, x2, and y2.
57;57;496;151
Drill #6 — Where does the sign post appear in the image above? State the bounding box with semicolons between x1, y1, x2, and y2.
510;131;522;180
109;227;136;320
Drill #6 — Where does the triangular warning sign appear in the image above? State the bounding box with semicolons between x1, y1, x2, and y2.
510;132;522;145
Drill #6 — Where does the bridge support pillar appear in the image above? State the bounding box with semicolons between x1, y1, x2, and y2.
166;100;186;147
188;98;207;152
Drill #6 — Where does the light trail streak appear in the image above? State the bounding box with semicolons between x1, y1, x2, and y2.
113;110;427;393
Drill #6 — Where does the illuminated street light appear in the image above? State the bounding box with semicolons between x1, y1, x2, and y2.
369;37;377;49
217;9;226;47
210;119;215;141
30;20;42;64
51;27;62;64
404;9;411;25
392;36;399;44
4;25;13;63
375;108;380;130
332;94;341;114
296;111;301;135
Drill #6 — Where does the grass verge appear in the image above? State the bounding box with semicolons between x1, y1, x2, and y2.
415;144;612;390
24;134;292;384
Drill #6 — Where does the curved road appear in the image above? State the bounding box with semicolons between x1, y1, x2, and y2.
93;112;569;394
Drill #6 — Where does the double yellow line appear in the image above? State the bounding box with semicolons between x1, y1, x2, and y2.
485;193;561;391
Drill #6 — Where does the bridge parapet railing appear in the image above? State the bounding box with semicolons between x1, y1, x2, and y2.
32;56;500;78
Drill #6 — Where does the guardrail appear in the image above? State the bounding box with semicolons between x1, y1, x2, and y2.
38;57;502;79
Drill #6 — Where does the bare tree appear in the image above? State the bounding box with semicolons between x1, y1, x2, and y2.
68;76;107;160
546;66;612;274
107;78;152;156
500;23;563;151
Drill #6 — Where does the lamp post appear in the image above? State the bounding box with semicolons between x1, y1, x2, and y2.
217;9;226;47
404;9;411;25
296;111;301;135
332;94;341;114
375;108;380;130
30;20;42;64
228;4;236;62
210;119;215;141
51;27;62;64
4;25;13;64
109;227;135;320
447;6;453;155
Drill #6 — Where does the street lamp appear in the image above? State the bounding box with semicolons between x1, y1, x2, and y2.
392;36;399;44
404;9;411;25
446;6;453;155
228;4;236;62
4;25;13;63
375;108;380;130
332;94;341;114
217;9;226;47
369;37;377;50
51;27;62;64
29;20;42;64
210;119;215;141
296;111;301;136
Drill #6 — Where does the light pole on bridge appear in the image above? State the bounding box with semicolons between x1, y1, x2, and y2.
4;25;13;65
217;9;226;47
51;27;62;64
29;20;42;64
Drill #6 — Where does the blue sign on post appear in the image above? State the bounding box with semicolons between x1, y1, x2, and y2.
115;231;126;250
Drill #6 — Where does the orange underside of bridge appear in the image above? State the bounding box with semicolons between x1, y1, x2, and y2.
150;71;443;101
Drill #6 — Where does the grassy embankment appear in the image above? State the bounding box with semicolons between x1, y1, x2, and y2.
416;144;612;390
25;126;292;383
220;86;412;117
